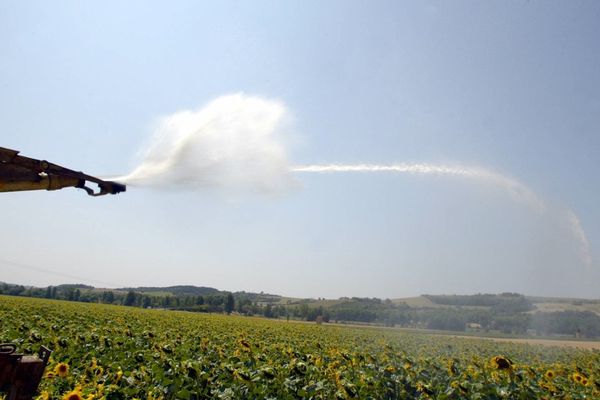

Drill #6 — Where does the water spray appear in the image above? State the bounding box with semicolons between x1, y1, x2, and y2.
292;163;546;212
117;94;592;268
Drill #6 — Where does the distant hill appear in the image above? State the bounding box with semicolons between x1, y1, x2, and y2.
121;285;220;297
393;294;600;316
117;286;285;304
57;283;94;290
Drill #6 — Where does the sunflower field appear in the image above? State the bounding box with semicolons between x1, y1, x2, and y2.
1;295;599;399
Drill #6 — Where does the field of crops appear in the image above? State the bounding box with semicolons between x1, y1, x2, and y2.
1;295;599;399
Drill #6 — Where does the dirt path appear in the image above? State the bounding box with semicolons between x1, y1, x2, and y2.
442;334;600;350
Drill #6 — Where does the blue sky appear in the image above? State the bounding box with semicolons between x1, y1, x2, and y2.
1;1;599;298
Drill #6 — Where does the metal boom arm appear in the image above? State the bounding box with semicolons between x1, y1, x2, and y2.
0;147;126;197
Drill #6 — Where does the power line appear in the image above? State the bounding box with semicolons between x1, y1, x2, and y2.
0;258;122;288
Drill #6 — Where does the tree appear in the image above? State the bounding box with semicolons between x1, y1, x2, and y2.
124;290;137;306
142;295;152;308
264;303;273;318
102;291;115;304
225;293;235;314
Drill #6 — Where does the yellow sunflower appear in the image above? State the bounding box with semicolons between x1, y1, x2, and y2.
447;359;458;376
572;372;584;384
62;390;82;400
490;356;512;370
38;391;50;400
385;365;397;373
545;370;556;380
54;362;69;378
580;376;590;386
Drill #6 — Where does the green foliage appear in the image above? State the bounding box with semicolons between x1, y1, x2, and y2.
532;311;600;337
424;293;534;312
125;285;220;297
123;290;137;307
1;295;599;400
225;293;235;315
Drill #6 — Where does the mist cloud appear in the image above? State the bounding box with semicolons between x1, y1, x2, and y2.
119;93;293;193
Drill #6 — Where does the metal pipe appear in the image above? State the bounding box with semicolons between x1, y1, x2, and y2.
0;174;82;193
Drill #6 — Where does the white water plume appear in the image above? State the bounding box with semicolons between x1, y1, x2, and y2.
292;163;546;212
118;94;591;268
565;210;592;268
119;93;293;193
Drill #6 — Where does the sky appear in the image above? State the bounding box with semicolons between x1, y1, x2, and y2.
1;1;599;299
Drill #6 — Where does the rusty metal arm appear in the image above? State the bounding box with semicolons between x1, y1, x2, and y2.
0;147;126;196
0;343;52;400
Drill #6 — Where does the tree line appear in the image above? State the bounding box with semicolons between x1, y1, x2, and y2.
2;283;599;338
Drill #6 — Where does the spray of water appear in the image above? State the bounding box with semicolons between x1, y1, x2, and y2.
118;94;591;268
566;210;592;268
293;163;546;212
119;93;293;193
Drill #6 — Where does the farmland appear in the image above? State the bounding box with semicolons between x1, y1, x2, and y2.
1;295;599;399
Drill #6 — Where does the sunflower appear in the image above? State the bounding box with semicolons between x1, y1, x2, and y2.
62;390;82;400
447;359;458;376
572;372;584;384
538;380;556;393
55;362;69;378
451;381;468;395
416;381;434;395
545;370;555;379
490;356;512;370
581;377;589;386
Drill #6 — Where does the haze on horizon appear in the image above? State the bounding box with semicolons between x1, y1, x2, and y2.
1;1;599;300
